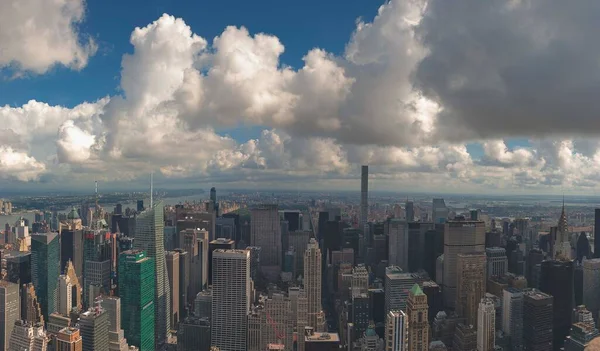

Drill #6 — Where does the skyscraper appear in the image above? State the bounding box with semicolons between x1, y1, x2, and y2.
133;201;170;347
21;284;43;326
540;259;574;349
477;297;495;351
31;232;60;319
432;199;448;224
442;219;485;309
388;219;407;270
56;327;83;351
485;247;507;280
405;201;414;222
502;288;523;350
360;165;368;229
211;249;251;351
8;320;48;351
165;251;180;328
58;274;73;316
385;310;407;351
79;306;109;351
564;322;599;350
0;282;19;351
82;230;112;307
583;258;600;321
251;204;282;275
595;209;600;259
304;238;323;330
385;267;418;314
118;250;155;351
455;252;486;326
101;297;129;351
406;284;429;351
523;290;553;351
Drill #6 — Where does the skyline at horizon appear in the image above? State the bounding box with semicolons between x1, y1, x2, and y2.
3;0;600;193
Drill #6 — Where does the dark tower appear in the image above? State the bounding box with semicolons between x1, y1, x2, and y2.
523;290;553;351
539;260;574;350
595;209;600;258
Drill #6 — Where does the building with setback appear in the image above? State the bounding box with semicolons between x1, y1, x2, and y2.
443;218;485;309
305;238;323;330
56;327;83;351
165;251;180;328
406;284;429;351
211;249;251;351
133;201;170;348
455;252;486;326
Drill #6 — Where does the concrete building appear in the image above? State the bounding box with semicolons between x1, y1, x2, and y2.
165;251;180;328
564;322;599;350
406;284;429;351
0;282;19;351
385;310;407;351
79;306;109;351
55;327;83;351
20;284;43;326
385;267;418;314
352;264;369;297
388;219;407;270
442;219;485;309
360;165;368;230
485;247;507;280
583;258;600;321
101;297;129;351
58;274;73;317
211;249;251;351
31;232;60;319
251;204;282;271
133;201;170;348
304;330;340;351
455;252;486;326
304;238;322;330
8;320;48;351
540;259;574;349
523;289;553;351
177;316;210;351
452;323;477;351
502;288;523;350
477;297;496;351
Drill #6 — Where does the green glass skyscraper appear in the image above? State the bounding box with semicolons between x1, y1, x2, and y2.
134;201;170;347
31;232;60;319
118;250;155;351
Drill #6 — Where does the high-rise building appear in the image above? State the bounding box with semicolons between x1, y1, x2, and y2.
304;238;322;330
432;199;448;224
485;247;507;280
178;229;206;302
5;252;31;286
388;219;407;270
133;201;170;347
251;205;282;275
502;288;523;350
385;267;418;314
385;310;407;351
405;201;414;222
407;222;435;273
455;252;486;326
564;322;599;351
58;274;73;317
118;250;155;351
583;258;600;321
208;238;235;284
442;219;485;309
573;305;594;326
101;297;129;351
477;297;495;351
165;251;180;328
211;249;251;351
177;316;211;351
351;264;369;297
360;165;368;229
31;232;60;319
172;249;189;321
453;323;477;351
406;284;429;351
8;320;48;351
0;282;19;351
64;261;82;313
595;209;600;259
79;305;109;351
21;284;43;326
540;259;574;349
82;230;112;307
56;327;83;351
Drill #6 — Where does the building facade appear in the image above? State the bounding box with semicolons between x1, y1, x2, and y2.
251;205;282;269
523;289;553;351
385;310;407;351
0;282;19;351
31;232;60;320
477;297;495;351
455;252;486;326
304;239;322;330
406;284;429;351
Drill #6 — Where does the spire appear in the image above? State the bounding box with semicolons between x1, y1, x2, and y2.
559;195;568;234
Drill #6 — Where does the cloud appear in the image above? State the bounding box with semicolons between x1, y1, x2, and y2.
0;0;96;74
0;147;45;181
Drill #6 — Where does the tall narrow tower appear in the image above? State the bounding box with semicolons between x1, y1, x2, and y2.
456;252;486;326
304;238;322;330
31;232;60;319
250;204;281;275
406;284;429;351
386;310;407;351
360;165;369;229
133;201;170;348
477;297;496;351
0;281;19;351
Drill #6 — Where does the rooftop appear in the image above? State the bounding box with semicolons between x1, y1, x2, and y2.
305;332;340;342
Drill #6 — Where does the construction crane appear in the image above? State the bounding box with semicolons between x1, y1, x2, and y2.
266;312;285;341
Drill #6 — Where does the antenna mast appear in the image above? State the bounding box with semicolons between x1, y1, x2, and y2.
95;180;99;210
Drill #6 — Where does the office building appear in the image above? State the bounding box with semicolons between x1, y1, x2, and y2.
79;305;109;351
6;252;31;286
453;323;477;351
133;201;170;347
251;204;282;272
351;264;369;297
211;249;251;351
58;274;73;317
0;282;19;351
262;292;294;348
101;297;129;351
540;259;574;349
305;330;340;351
502;288;523;350
583;258;600;321
351;293;370;342
208;238;235;284
82;230;112;307
177;316;210;351
388;219;407;270
455;252;486;325
477;297;495;351
56;327;83;351
172;249;189;321
573;305;594;326
21;284;43;326
360;165;368;229
595;209;600;259
406;284;429;351
432;199;448;224
386;310;407;351
178;229;206;302
486;247;507;279
118;250;155;351
405;201;414;222
385;267;417;314
423;227;444;281
523;290;553;351
46;313;70;336
165;251;180;328
305;238;323;330
31;232;60;319
407;222;435;273
8;320;48;351
422;281;443;324
564;322;599;350
442;219;485;309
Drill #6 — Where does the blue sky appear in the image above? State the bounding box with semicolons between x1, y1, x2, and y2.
0;0;382;108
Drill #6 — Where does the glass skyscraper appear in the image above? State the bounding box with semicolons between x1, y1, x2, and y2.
31;232;60;319
118;250;155;351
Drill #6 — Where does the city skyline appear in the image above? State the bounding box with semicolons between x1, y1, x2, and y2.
2;1;600;193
